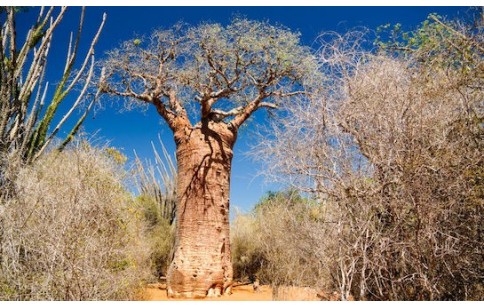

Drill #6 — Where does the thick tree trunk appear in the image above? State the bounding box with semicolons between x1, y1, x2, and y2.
167;121;236;298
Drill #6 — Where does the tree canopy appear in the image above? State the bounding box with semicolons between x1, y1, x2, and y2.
101;18;319;132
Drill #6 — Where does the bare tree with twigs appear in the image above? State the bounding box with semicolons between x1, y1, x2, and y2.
255;14;483;300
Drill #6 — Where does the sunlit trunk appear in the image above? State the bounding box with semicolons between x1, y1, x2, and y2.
166;121;236;298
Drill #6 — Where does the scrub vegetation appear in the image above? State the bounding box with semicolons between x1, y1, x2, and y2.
0;6;482;300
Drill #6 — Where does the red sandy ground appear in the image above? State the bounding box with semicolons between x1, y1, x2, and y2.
141;283;273;301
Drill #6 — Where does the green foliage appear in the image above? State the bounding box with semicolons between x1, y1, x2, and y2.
254;189;308;211
375;12;483;75
109;259;131;272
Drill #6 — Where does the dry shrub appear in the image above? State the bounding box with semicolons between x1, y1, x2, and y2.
272;286;319;301
133;137;177;280
230;209;264;281
333;54;483;300
136;194;175;280
0;142;150;300
255;15;483;300
231;191;331;291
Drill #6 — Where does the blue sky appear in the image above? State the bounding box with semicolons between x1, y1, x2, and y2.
15;6;471;213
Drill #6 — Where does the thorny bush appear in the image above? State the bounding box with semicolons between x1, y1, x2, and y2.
0;142;151;300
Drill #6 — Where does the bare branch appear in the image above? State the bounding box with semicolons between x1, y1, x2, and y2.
258;102;278;109
229;92;266;128
208;106;244;122
62;11;106;97
37;56;96;157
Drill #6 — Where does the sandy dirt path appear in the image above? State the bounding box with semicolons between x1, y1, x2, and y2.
142;284;273;301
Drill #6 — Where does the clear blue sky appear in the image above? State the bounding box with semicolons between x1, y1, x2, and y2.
16;6;471;213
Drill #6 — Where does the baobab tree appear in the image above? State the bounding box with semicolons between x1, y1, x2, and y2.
101;19;318;298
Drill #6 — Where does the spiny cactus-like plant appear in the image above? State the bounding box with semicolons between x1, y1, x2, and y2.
133;136;177;279
0;6;106;194
134;135;177;225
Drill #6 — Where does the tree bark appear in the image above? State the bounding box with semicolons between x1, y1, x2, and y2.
167;120;237;298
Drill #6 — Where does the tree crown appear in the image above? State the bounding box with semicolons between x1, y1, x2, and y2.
102;18;319;132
